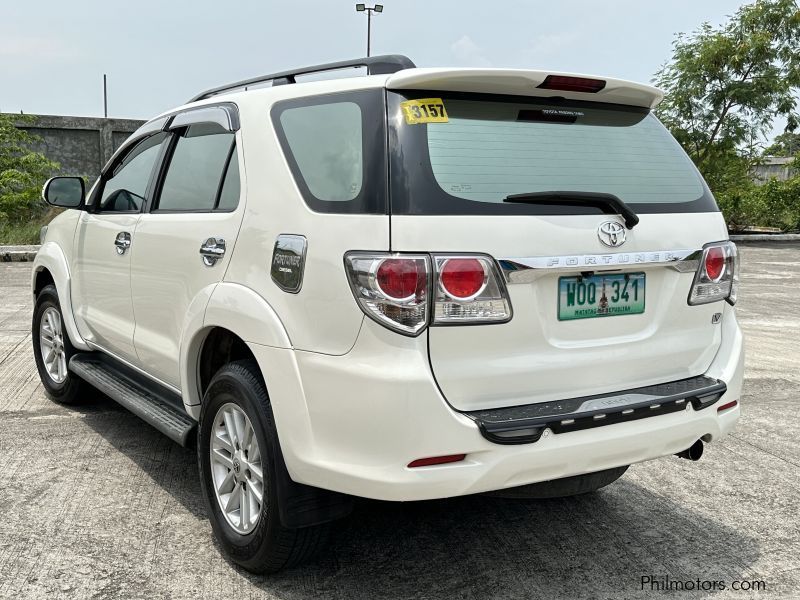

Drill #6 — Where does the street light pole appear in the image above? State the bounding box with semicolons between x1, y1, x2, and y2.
355;4;384;57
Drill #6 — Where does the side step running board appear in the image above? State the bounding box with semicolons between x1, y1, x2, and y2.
69;353;196;446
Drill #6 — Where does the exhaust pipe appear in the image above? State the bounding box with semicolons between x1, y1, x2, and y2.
675;439;704;461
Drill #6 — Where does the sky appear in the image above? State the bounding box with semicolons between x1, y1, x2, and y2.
1;0;783;139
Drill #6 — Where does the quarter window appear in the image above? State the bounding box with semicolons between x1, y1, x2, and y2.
279;102;363;202
157;123;235;211
99;132;168;212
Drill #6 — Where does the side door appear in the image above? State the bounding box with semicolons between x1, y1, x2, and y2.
72;132;169;364
130;107;244;388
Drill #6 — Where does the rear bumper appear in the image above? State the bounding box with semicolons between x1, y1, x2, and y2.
252;305;743;502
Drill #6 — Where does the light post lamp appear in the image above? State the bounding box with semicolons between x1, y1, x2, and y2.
355;3;383;57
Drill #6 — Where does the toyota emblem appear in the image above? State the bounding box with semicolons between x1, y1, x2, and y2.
597;221;626;247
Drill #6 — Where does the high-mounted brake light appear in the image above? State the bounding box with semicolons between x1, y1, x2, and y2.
344;252;512;336
688;241;739;306
537;75;606;93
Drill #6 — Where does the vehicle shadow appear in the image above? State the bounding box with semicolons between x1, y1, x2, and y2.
77;400;759;600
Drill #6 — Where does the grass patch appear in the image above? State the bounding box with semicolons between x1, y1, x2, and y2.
0;220;44;245
0;210;62;245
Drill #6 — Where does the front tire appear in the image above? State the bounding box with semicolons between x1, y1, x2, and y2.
198;360;330;573
32;284;89;404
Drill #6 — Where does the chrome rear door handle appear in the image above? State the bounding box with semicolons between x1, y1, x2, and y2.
199;237;226;266
115;232;132;255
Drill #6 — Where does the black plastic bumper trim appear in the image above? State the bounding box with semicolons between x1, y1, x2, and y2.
464;376;727;445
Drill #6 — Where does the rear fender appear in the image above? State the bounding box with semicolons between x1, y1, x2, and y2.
180;282;292;411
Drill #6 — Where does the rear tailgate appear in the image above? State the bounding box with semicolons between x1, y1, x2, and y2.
393;212;726;412
385;72;728;412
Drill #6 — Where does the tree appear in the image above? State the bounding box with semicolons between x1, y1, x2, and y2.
0;114;60;224
764;131;800;155
654;0;800;194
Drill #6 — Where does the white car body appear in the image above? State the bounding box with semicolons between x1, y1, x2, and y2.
33;61;743;504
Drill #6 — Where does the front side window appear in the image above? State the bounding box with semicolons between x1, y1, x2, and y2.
388;92;718;215
157;123;236;211
99;132;168;212
271;89;387;214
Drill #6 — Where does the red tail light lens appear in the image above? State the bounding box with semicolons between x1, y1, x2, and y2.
538;75;606;93
439;258;486;299
704;246;725;281
377;258;423;300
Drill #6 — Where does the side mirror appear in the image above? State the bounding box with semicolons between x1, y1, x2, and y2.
42;177;85;208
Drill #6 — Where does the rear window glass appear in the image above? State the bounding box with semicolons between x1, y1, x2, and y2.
389;92;717;216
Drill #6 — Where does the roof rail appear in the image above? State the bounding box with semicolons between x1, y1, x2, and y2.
189;54;416;103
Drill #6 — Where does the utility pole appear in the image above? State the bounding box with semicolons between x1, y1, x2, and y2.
355;4;383;57
103;74;108;118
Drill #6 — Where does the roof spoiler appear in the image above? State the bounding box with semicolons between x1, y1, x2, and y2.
387;68;664;109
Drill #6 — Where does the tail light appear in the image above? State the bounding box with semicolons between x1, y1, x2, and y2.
344;254;429;335
344;252;512;336
688;241;739;305
433;255;512;324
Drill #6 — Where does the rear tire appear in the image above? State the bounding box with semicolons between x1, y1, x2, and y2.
32;284;89;404
486;466;629;499
198;360;330;573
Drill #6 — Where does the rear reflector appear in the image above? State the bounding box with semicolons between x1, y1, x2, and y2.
717;399;738;412
408;454;466;468
538;75;606;93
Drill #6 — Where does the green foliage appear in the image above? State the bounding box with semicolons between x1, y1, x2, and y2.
0;114;60;225
764;131;800;156
717;175;800;231
654;0;800;205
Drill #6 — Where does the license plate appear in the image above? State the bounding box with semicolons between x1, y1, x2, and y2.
558;272;646;321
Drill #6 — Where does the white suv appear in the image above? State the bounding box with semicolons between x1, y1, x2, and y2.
32;55;743;573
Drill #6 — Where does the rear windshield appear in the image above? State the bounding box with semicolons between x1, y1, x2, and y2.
388;91;717;216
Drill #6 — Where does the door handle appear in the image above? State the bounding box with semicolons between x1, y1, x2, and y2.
199;237;226;267
114;232;132;255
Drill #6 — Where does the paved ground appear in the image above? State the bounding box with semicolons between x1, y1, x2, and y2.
0;244;798;599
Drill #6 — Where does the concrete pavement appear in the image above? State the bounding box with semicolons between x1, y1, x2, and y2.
0;244;798;599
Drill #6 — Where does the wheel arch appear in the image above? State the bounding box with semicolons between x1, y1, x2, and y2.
180;282;292;413
31;242;90;351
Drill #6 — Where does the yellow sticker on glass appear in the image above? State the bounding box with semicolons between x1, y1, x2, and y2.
400;98;449;124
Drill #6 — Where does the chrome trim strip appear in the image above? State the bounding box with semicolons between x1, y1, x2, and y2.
499;248;702;284
83;341;183;396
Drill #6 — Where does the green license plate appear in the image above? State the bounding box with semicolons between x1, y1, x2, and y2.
558;272;646;321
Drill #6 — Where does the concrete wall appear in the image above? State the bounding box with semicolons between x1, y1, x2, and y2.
752;156;796;184
4;113;146;185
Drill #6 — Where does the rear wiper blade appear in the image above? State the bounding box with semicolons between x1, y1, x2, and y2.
503;191;639;229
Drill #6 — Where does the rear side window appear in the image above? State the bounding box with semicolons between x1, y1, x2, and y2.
389;92;718;216
271;89;387;214
157;123;236;212
280;102;362;201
